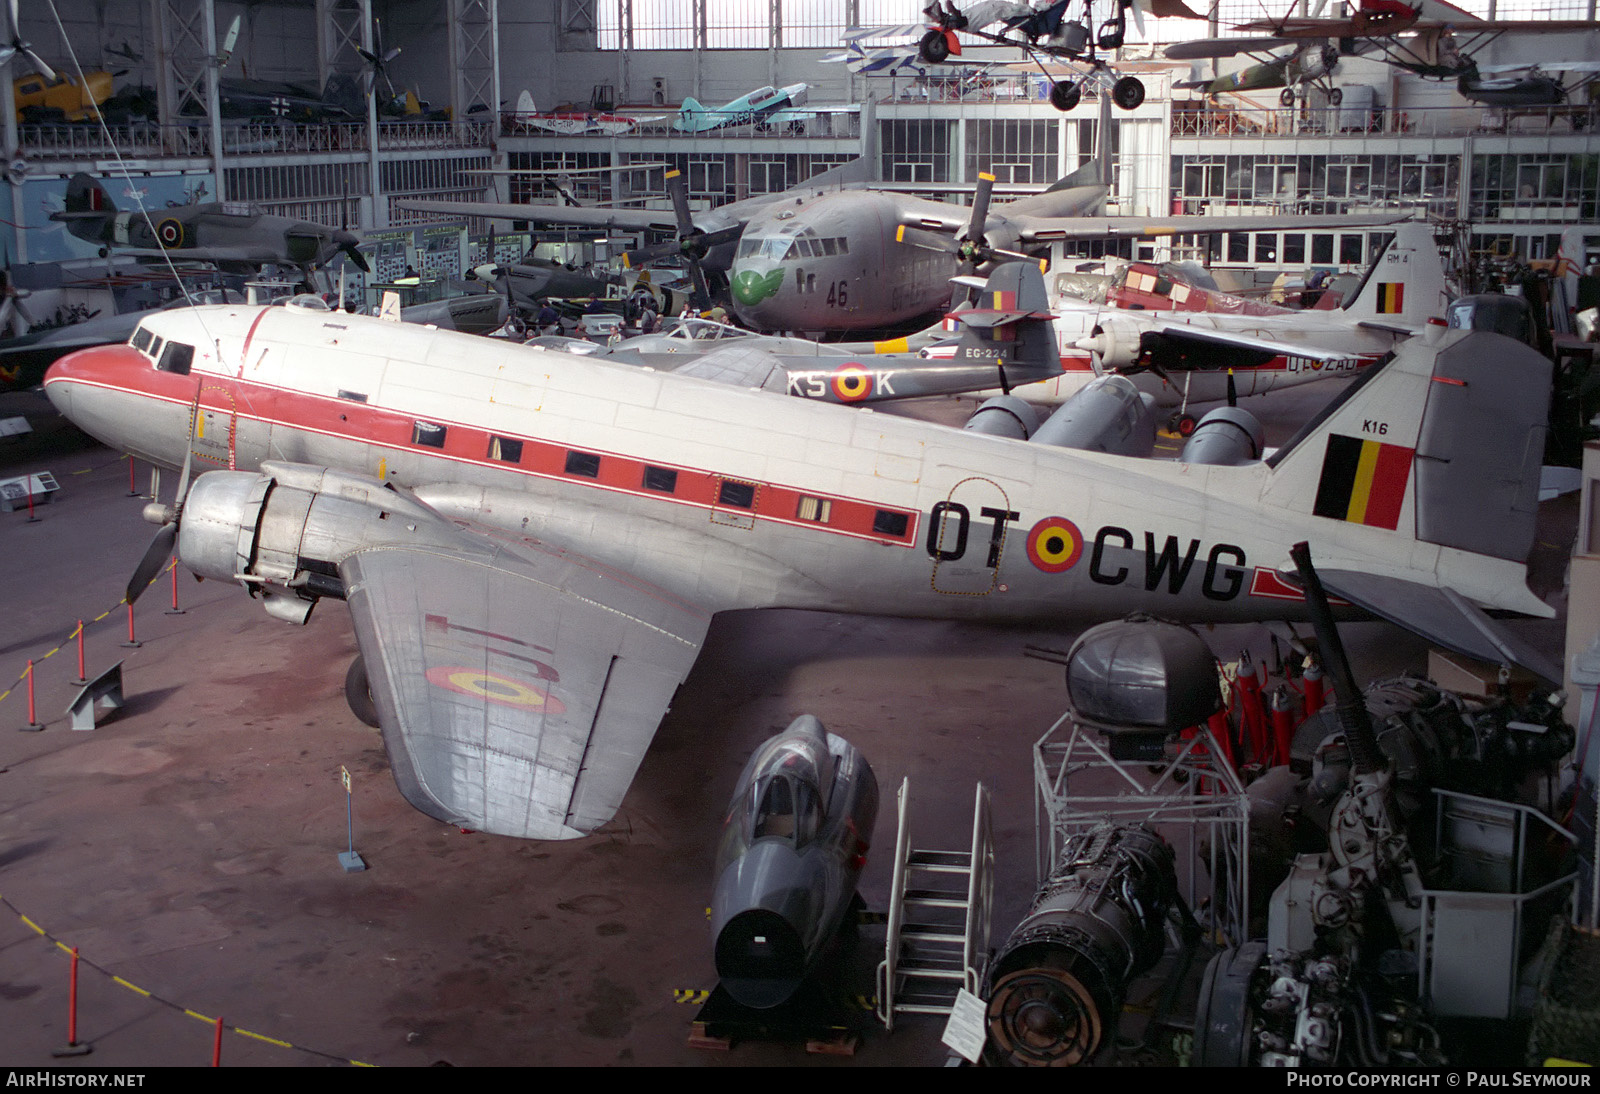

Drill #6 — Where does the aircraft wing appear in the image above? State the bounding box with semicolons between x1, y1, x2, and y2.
1015;211;1416;245
670;343;790;390
393;200;683;233
1165;36;1295;59
339;523;712;839
118;244;290;265
1303;569;1561;684
1138;320;1366;365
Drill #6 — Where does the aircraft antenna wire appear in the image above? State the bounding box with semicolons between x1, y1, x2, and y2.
44;0;208;314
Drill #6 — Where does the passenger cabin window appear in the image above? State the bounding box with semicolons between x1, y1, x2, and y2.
873;510;909;538
718;479;756;508
488;436;523;463
643;465;678;493
796;496;832;523
412;421;447;448
157;340;194;375
565;451;601;478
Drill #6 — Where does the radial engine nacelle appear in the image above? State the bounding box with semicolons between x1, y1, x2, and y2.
168;462;454;624
710;715;878;1010
1074;315;1152;371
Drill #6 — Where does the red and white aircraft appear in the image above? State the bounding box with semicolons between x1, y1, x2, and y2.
965;220;1452;418
43;296;1553;841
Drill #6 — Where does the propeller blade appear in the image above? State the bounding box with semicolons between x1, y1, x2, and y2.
218;14;241;68
339;238;370;274
126;523;177;605
1226;367;1238;408
966;171;995;251
1127;0;1148;38
20;46;54;83
665;169;696;237
687;262;711;311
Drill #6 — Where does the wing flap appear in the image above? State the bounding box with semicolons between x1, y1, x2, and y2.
1312;568;1560;684
341;535;710;839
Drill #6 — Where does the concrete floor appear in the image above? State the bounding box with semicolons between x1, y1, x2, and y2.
0;379;1574;1067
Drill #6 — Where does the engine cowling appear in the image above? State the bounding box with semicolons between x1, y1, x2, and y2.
175;462;455;624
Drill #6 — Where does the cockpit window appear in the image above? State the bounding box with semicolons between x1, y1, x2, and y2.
752;774;820;847
157;340;194;375
130;326;153;353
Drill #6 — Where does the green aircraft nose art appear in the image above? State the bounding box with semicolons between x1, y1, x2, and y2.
732;267;784;306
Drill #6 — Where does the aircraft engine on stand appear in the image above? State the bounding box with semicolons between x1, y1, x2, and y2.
985;824;1179;1066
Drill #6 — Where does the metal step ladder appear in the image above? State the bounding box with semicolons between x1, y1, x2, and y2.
875;779;993;1031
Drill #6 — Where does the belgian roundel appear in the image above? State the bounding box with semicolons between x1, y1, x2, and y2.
831;364;872;402
1026;517;1084;573
425;665;567;715
156;217;187;248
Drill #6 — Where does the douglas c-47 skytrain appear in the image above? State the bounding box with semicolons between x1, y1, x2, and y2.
43;298;1556;842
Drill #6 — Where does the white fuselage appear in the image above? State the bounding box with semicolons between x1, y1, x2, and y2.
43;304;1542;632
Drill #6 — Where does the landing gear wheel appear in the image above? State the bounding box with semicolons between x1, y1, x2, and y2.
1279;87;1297;107
1328;87;1343;106
1111;75;1145;111
1049;80;1082;112
918;29;950;64
345;656;380;728
1170;413;1197;437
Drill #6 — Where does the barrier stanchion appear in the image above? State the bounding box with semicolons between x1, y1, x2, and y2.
73;621;86;686
120;604;141;649
51;947;92;1057
25;482;38;524
212;1015;224;1066
23;661;41;731
127;455;138;497
166;566;185;616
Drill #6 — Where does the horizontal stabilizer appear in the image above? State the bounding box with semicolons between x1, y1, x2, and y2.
1313;568;1561;684
952;307;1055;330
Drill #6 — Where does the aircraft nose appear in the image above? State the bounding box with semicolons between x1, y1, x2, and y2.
731;265;783;308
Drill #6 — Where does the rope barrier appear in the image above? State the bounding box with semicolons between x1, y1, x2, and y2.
0;890;377;1067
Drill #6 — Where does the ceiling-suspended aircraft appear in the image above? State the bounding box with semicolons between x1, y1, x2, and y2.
1210;1;1600;108
1167;37;1351;106
51;173;370;280
909;0;1204;111
43;292;1558;841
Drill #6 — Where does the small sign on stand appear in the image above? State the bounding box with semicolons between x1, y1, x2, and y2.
337;765;366;872
0;472;59;512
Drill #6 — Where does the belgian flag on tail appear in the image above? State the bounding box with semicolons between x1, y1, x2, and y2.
1312;434;1413;531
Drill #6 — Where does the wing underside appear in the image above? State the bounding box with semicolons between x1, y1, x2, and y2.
339;534;711;839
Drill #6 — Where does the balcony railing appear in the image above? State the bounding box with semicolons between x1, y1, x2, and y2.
1172;101;1600;140
500;108;862;141
20;118;495;160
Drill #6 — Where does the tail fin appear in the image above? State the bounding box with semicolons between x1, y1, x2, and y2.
1260;327;1556;673
948;261;1060;387
52;173;116;244
675;96;705;132
1265;327;1549;569
1341;221;1451;329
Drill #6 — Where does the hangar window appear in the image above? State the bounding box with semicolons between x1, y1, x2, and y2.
488;436;523;463
796;496;832;523
643;465;678;493
412;421;447;448
565;450;601;478
873;510;909;538
157;340;194;376
717;479;757;508
131;327;153;354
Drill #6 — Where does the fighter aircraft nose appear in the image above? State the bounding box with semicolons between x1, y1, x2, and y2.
731;266;783;307
714;908;807;1010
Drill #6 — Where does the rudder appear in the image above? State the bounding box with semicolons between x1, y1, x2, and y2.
1341;221;1451;329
